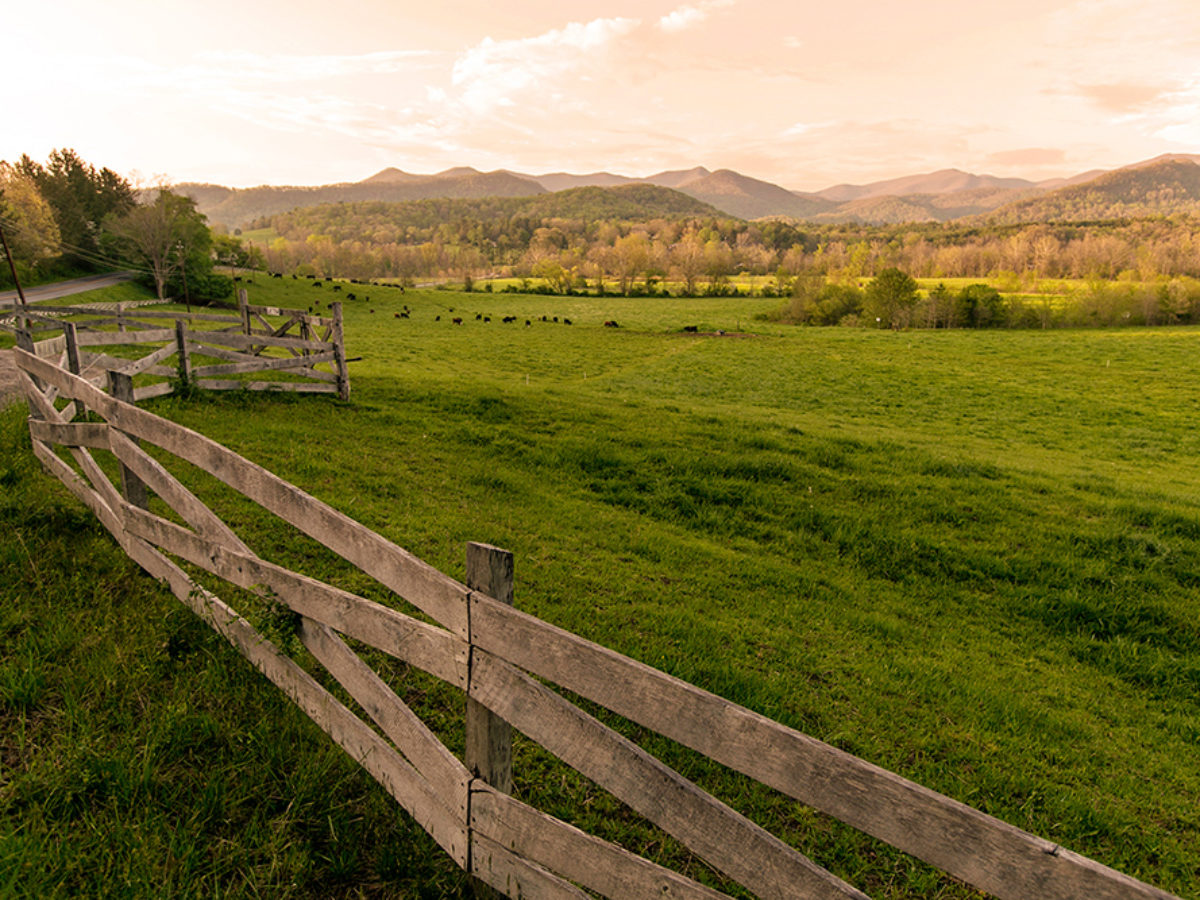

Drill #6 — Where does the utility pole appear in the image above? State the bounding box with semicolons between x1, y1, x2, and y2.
0;223;30;329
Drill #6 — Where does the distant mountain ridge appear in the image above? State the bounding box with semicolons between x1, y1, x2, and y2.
177;155;1200;228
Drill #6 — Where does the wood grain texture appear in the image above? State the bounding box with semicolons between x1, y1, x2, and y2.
188;351;337;378
118;341;179;377
469;649;868;900
17;348;470;635
116;538;469;867
191;380;339;393
471;833;590;900
107;429;252;555
119;505;468;687
470;596;1178;900
75;328;176;346
190;330;334;353
299;619;470;815
471;785;733;900
27;419;109;449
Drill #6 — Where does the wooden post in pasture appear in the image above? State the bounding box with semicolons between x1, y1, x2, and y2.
466;542;513;898
108;371;149;510
238;289;251;335
14;328;33;354
116;302;126;333
331;302;349;402
174;320;192;387
63;322;81;376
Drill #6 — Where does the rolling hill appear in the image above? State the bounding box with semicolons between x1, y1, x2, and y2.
984;157;1200;224
176;155;1200;228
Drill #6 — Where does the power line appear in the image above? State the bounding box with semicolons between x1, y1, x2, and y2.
0;211;158;277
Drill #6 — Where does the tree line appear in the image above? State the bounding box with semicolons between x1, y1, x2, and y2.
254;198;1200;294
0;149;253;304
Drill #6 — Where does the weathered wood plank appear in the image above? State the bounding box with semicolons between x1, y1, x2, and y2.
117;341;179;376
470;597;1177;900
471;785;733;900
299;618;470;811
175;320;192;385
75;328;176;346
111;533;469;868
466;542;514;900
470;649;868;900
331;302;349;402
472;833;590;900
466;543;514;794
188;351;337;378
107;429;253;555
189;329;334;353
33;334;66;359
119;505;468;686
133;382;175;402
191;380;339;394
108;372;149;509
27;419;109;449
16;347;470;636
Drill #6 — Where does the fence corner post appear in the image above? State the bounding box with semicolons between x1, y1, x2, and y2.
63;321;81;376
175;319;191;388
331;301;349;401
465;541;514;898
238;288;251;335
108;371;149;510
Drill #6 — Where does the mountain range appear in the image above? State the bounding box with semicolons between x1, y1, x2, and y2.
176;154;1200;229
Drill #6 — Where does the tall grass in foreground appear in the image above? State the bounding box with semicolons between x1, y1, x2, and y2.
2;281;1198;897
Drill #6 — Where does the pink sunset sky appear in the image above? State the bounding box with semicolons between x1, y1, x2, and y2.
6;0;1199;191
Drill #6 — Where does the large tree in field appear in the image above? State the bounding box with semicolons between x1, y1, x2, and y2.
18;149;134;268
864;267;919;328
107;190;210;302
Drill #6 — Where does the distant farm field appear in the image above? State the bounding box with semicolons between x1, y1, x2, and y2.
3;279;1199;897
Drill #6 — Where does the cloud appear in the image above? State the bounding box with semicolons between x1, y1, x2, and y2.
985;148;1067;166
1076;82;1176;115
451;17;640;115
658;0;734;34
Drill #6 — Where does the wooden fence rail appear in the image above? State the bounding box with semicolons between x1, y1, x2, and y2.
10;331;1178;900
3;289;350;400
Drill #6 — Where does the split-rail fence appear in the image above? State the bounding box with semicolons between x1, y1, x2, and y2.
8;319;1177;900
2;290;349;401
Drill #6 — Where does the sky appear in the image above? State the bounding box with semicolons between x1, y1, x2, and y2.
5;0;1199;191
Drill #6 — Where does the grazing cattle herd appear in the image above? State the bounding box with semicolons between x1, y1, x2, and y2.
274;274;708;334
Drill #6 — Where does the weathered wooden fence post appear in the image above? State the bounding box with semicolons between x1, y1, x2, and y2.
116;301;126;333
465;542;514;898
175;320;191;388
63;321;81;376
108;371;149;510
238;288;251;335
331;301;349;401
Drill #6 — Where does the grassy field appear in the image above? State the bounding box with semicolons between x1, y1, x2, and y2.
2;278;1199;897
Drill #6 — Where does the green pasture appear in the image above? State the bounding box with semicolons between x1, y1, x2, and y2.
2;278;1198;897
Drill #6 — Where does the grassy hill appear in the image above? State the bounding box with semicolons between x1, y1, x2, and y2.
2;282;1197;897
260;184;725;238
177;170;547;228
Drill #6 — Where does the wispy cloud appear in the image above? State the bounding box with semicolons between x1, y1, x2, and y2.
658;0;735;34
451;17;640;115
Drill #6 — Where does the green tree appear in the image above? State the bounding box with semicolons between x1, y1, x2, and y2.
863;267;918;328
18;149;134;269
0;162;61;282
106;190;213;303
956;283;1004;328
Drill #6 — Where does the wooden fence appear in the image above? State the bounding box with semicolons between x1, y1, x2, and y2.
2;290;349;401
10;331;1178;900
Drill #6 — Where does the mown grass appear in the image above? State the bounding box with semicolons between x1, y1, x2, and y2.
2;279;1199;897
